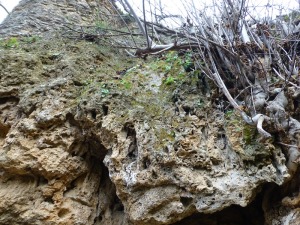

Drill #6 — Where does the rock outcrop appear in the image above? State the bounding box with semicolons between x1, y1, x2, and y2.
0;1;299;225
0;0;112;37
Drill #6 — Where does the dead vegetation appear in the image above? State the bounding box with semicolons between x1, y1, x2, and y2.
63;0;300;176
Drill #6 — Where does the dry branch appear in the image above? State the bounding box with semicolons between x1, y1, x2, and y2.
62;0;300;147
0;2;10;15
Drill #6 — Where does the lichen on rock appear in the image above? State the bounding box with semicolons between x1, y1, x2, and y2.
0;1;299;225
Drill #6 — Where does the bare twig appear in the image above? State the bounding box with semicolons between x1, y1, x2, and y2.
122;0;154;47
0;2;10;15
142;0;150;49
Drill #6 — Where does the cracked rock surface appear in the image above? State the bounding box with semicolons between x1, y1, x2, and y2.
0;37;290;224
0;1;299;225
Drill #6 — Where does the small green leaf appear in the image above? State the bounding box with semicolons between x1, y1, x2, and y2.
101;88;109;97
165;76;175;85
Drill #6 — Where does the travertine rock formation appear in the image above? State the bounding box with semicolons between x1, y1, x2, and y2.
0;37;130;224
0;1;299;225
0;0;111;37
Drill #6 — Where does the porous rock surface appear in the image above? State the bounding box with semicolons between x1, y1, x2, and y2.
0;37;290;224
0;0;111;37
0;1;299;225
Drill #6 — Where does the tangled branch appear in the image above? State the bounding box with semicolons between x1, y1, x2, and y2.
63;0;300;172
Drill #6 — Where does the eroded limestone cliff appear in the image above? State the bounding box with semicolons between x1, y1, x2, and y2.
0;1;300;225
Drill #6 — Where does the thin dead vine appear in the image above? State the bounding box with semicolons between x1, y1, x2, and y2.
63;0;300;174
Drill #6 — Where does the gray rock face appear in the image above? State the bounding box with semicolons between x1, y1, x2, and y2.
99;65;289;224
0;0;101;37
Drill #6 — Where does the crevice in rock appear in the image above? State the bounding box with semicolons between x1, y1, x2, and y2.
180;196;193;207
85;137;108;161
35;175;48;187
0;96;19;105
94;164;126;225
91;109;97;120
124;122;138;160
44;197;55;204
102;104;109;116
182;105;192;115
292;98;300;120
62;113;127;224
172;174;300;225
0;123;10;139
142;157;151;169
263;168;300;225
66;112;80;126
0;96;20;140
173;190;265;225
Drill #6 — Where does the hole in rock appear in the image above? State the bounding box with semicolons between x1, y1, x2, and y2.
58;208;70;218
62;119;126;224
124;122;136;138
180;196;193;207
182;105;191;115
97;215;103;222
68;136;108;161
0;124;10;138
102;104;109;116
142;157;151;169
66;113;80;127
174;177;300;225
113;196;124;212
152;171;158;179
163;146;169;153
94;164;125;224
73;80;84;86
123;122;138;159
72;135;126;225
174;188;266;225
36;176;48;186
44;197;54;204
91;109;97;119
0;96;19;105
66;176;79;191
